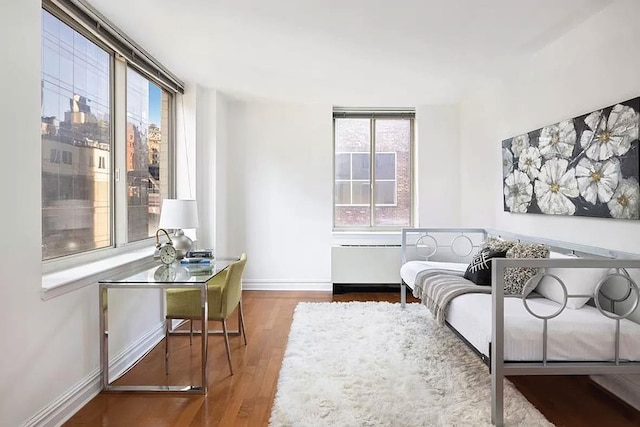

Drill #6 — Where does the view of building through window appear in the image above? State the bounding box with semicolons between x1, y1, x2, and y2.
41;10;173;260
334;116;412;228
41;10;112;259
126;68;170;242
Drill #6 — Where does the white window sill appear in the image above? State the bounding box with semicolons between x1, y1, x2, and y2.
41;246;158;300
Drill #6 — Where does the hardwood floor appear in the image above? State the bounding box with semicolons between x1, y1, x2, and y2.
64;291;640;426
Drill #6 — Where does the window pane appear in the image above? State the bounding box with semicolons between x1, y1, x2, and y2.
334;118;371;226
375;180;395;205
352;181;370;204
351;153;370;180
126;68;170;242
374;119;411;226
41;10;112;260
335;153;350;179
334;181;351;204
375;153;395;180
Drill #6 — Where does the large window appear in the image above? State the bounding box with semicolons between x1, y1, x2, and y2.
333;112;414;228
41;7;177;261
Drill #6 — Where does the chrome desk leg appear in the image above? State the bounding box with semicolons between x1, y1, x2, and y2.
400;281;406;308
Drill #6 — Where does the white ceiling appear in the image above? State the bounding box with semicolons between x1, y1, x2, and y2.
88;0;612;105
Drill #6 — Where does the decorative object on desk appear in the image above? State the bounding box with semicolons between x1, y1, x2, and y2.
158;199;199;259
155;228;177;265
181;257;213;276
502;96;640;220
186;249;214;259
180;257;213;264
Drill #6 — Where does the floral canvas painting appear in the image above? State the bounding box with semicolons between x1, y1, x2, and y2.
502;97;640;220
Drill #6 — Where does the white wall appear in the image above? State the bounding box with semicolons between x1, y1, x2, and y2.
194;86;231;255
215;93;230;255
415;105;461;227
459;0;640;409
194;85;214;248
224;99;334;289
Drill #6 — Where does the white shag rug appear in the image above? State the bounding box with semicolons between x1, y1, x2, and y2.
269;302;553;427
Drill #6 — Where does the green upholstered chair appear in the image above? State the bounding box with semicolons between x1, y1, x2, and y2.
165;253;247;375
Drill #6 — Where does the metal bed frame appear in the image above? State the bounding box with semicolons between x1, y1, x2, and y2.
400;228;640;426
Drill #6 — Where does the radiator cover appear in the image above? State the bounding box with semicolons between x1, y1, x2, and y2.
331;245;401;284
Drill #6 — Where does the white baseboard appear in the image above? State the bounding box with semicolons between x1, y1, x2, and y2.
23;368;101;427
243;279;332;292
23;321;165;427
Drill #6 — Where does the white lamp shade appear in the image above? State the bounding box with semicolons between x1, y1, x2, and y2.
159;199;199;229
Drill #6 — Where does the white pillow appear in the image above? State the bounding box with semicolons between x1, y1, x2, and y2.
535;251;609;309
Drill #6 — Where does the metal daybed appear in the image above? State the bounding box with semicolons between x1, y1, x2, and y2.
399;227;640;427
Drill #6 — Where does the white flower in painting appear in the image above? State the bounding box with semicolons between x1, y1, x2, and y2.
607;178;640;219
538;120;576;160
580;104;639;161
504;170;533;213
510;134;530;157
534;158;579;215
575;157;621;204
502;148;514;176
517;146;542;180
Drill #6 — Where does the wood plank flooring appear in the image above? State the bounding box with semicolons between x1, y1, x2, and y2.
64;290;640;426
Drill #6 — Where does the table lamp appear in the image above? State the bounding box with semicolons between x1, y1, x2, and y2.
158;199;199;259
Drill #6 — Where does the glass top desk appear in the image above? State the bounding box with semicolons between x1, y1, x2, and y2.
98;259;232;394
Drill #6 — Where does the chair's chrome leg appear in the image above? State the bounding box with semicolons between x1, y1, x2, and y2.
164;318;170;375
222;320;233;375
239;302;247;345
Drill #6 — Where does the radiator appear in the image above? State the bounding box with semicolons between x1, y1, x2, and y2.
331;245;401;284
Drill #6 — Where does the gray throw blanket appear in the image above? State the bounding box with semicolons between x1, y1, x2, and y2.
412;269;491;325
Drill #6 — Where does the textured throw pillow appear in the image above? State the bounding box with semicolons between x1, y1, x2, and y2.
464;248;508;286
504;243;549;295
482;237;516;252
535;251;609;309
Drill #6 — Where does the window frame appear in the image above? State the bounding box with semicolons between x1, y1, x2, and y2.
332;110;415;231
41;4;178;274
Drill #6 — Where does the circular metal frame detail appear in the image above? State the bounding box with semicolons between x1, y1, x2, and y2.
598;268;633;303
416;234;438;259
522;273;567;320
594;272;640;320
450;234;474;258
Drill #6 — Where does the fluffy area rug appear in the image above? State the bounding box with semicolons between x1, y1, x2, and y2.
269;302;552;427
